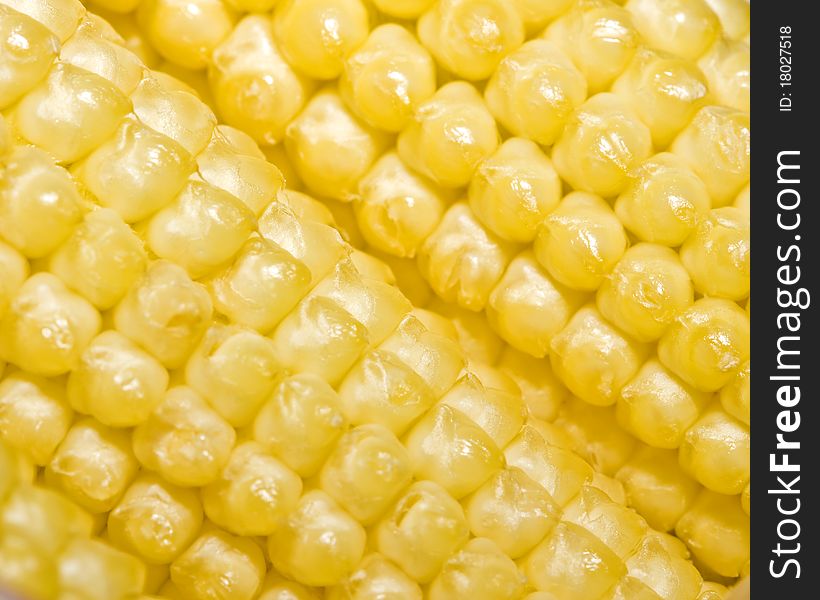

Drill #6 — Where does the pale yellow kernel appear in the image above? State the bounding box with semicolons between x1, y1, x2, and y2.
202;441;301;537
398;81;499;188
327;553;422;600
679;407;750;495
209;15;313;147
525;522;627;599
171;528;266;600
563;486;647;559
270;490;367;587
132;386;236;487
0;145;85;258
114;260;213;369
658;298;750;392
589;472;627;505
254;374;347;477
469;138;562;243
418;202;516;311
603;579;664;600
680;207;750;301
615;446;700;532
676;490;749;578
704;0;749;38
0;273;101;377
618;359;709;449
626;535;703;600
0;5;60;109
259;572;321;600
278;189;334;226
58;538;146;600
0;372;72;465
0;439;17;500
512;0;576;33
543;0;639;92
464;467;560;558
698;38;749;112
12;62;130;163
418;0;524;81
552;93;653;197
485;40;587;146
672;106;750;206
626;0;719;60
376;480;470;583
350;250;396;284
719;359;750;426
0;243;27;322
1;0;85;43
320;424;413;525
555;400;637;475
108;473;203;565
734;184;750;217
46;418;138;513
405;404;505;498
498;348;569;422
429;538;525;600
341;24;436;133
504;426;594;506
614;152;711;247
698;581;729;600
0;532;59;600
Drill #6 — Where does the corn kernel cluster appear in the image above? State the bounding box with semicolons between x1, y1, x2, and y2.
1;0;749;598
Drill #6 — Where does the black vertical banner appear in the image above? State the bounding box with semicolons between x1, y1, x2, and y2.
754;2;818;595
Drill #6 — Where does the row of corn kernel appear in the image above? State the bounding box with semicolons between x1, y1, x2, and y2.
0;3;738;597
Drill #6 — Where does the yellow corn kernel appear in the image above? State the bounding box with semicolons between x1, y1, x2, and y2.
208;237;312;334
1;0;84;42
703;0;749;38
350;250;395;284
419;202;516;311
405;404;505;498
0;146;85;258
680;207;750;301
398;82;499;188
320;424;413;525
614;153;711;247
543;0;639;92
504;426;594;506
658;298;750;392
464;467;560;558
534;192;627;291
550;306;648;406
202;441;302;537
355;152;450;258
498;349;569;422
270;490;367;587
418;0;524;81
563;486;647;559
552;93;653;198
196;126;286;217
604;577;664;600
525;522;627;599
0;372;72;465
86;0;141;12
0;532;58;600
555;400;637;475
185;325;279;427
611;48;709;147
375;480;470;583
590;472;627;505
273;0;370;80
469;139;562;243
485;40;587;147
58;538;146;600
327;553;423;600
719;359;750;426
208;16;312;147
0;439;17;500
89;6;161;67
513;0;576;33
132;386;236;487
734;184;750;216
626;0;719;60
698;38;750;112
488;252;586;358
429;537;525;600
615;447;700;532
45;418;137;513
341;24;436;133
678;407;750;495
672;106;750;206
171;528;266;600
0;273;101;377
0;5;60;109
285;89;386;202
675;490;749;578
280;189;336;226
259;572;321;600
137;0;236;70
254;374;347;477
0;242;26;322
108;473;203;564
49;208;147;310
73;116;195;223
698;581;729;600
12;62;130;163
0;113;9;160
741;482;750;516
439;373;527;448
114;260;213;369
626;535;703;600
618;359;709;449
